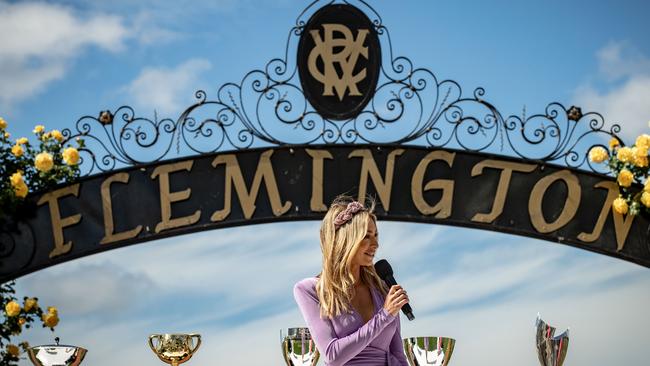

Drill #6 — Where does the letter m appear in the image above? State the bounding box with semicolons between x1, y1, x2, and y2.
211;149;291;221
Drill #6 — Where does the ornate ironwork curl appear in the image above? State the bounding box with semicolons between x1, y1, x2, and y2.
61;0;622;177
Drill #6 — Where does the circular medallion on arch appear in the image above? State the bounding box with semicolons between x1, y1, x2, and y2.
297;4;381;121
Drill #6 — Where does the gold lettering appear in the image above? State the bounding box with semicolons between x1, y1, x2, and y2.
151;160;201;233
349;149;404;211
411;151;455;218
37;184;82;258
529;170;581;233
99;172;143;244
306;149;333;212
211;149;291;221
471;160;537;223
577;181;635;251
309;24;369;100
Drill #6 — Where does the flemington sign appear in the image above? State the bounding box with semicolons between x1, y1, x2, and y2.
1;1;648;281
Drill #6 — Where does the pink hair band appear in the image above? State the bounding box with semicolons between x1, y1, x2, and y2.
334;201;366;229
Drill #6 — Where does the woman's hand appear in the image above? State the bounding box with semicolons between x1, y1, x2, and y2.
383;285;409;316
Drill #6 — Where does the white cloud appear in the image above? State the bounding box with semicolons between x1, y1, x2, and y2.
19;261;157;317
573;42;650;143
0;2;129;110
124;59;212;117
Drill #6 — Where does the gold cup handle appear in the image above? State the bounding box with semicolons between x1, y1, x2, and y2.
148;334;162;354
188;334;202;354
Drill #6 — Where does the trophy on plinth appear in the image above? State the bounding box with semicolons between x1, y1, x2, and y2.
403;336;455;366
535;314;569;366
27;337;87;366
148;333;201;366
281;327;320;366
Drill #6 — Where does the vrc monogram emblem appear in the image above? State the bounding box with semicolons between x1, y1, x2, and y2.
308;24;369;101
298;4;381;120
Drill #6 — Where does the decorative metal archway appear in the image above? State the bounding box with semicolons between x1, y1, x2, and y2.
1;0;647;282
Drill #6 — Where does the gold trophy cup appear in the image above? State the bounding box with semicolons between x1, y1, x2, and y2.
148;334;201;366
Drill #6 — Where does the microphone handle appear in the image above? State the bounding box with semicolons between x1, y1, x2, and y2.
385;275;415;321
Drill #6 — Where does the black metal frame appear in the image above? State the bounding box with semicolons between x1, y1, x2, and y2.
61;0;622;177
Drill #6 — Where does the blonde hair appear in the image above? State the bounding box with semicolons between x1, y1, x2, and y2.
316;195;387;318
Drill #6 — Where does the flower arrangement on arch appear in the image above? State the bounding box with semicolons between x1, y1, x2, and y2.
588;129;650;216
0;117;84;224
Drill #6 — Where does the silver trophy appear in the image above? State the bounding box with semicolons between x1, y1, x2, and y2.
535;314;569;366
27;337;87;366
281;327;319;366
403;336;455;366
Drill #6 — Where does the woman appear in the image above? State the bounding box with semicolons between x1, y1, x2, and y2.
293;196;410;365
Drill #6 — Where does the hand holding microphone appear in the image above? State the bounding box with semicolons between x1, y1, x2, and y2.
383;284;409;317
375;259;415;321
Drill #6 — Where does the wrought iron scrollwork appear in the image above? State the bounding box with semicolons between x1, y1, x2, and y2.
61;0;622;177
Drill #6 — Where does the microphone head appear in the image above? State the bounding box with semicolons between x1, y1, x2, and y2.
374;259;393;279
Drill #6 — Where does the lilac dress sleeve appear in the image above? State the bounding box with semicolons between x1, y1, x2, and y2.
388;315;409;366
293;279;398;366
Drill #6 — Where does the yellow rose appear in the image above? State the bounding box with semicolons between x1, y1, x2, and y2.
14;181;28;198
10;171;23;187
617;169;634;187
47;306;58;315
6;344;19;358
42;312;59;328
41;132;51;141
4;132;9;138
16;137;28;145
612;197;628;215
636;134;650;149
632;147;648;167
33;125;45;134
634;155;649;168
609;138;620;150
18;318;26;326
11;144;24;157
588;146;608;163
34;152;54;172
0;117;7;129
641;192;650;208
5;301;20;317
62;147;80;165
645;180;650;192
50;129;64;142
616;147;634;163
24;298;38;312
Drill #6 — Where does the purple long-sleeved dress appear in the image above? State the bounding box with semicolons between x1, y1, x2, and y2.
293;277;409;366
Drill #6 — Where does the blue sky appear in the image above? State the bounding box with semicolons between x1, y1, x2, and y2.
2;0;650;365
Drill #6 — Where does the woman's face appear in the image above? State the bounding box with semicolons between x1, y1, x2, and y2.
351;218;378;267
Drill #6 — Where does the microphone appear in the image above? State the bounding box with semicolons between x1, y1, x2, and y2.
374;259;415;321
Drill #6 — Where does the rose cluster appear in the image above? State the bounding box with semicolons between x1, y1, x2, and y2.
589;130;650;216
0;117;84;222
1;281;61;364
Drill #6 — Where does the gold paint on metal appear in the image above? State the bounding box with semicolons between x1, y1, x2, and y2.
349;148;404;211
99;172;142;245
37;184;82;258
211;149;291;221
306;149;333;212
308;24;369;100
577;181;636;251
151;160;201;233
411;150;455;218
529;170;581;233
470;159;537;223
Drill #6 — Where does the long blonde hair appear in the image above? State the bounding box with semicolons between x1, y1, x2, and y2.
316;195;387;318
